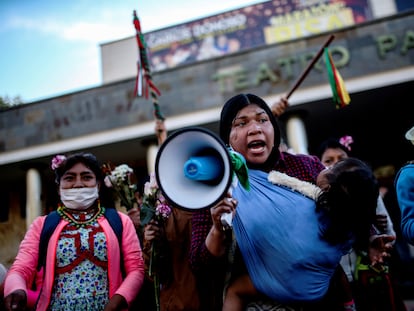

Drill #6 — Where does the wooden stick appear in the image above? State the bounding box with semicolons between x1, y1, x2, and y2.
286;34;335;99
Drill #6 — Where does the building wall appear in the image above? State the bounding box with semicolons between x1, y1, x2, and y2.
1;12;413;157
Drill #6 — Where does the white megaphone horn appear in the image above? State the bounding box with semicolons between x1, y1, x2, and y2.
155;127;233;210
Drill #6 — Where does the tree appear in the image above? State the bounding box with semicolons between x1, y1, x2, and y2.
0;96;24;109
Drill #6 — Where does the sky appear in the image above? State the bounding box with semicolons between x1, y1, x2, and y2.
0;0;265;103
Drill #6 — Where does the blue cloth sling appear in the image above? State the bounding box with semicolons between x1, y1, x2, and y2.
232;169;352;303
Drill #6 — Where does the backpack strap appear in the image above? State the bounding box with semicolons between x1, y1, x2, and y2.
104;207;126;277
37;211;61;271
104;207;123;245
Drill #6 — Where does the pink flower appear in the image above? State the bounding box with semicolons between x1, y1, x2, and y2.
104;176;113;188
155;202;172;219
141;172;172;225
144;172;158;196
339;135;354;151
51;155;66;170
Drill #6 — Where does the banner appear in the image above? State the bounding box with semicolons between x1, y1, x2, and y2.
145;0;372;71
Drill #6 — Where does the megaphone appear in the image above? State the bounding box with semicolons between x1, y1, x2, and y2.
155;126;233;210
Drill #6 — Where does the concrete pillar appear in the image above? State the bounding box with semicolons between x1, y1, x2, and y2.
26;168;42;229
146;144;159;174
286;114;309;155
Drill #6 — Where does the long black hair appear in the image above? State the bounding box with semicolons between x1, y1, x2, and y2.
317;157;379;251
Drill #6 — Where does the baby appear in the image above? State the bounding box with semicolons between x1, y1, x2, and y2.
223;157;386;310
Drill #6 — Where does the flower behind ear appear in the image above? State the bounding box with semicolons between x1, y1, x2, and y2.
339;135;353;151
51;155;66;170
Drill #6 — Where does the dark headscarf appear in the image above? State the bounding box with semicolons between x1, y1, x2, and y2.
220;93;281;170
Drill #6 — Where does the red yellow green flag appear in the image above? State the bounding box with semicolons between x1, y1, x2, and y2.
324;47;350;109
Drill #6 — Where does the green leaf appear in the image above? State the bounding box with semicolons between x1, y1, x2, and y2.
140;203;156;225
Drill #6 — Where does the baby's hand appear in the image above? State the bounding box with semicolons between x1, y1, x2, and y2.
369;234;396;266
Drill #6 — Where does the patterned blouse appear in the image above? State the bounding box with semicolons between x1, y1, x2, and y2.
48;221;109;311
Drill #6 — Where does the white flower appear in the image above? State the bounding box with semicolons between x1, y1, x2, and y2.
144;172;158;196
103;163;137;211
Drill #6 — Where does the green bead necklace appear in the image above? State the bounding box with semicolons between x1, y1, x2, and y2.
57;203;105;228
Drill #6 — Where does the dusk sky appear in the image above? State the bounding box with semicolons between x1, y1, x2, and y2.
0;0;264;103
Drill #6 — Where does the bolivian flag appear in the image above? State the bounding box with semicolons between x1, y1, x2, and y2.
324;47;350;108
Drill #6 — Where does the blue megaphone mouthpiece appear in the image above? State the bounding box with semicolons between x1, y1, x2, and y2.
184;155;222;181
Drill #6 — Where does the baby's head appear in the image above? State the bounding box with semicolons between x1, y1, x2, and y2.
316;157;379;249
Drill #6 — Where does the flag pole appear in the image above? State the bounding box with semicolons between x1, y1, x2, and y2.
132;10;164;121
286;34;335;99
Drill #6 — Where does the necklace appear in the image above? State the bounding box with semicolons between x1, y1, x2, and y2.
57;204;105;228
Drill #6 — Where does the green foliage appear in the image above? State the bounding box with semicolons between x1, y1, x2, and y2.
0;96;24;109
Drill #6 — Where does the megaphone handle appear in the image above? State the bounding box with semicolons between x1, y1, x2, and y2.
220;189;234;230
221;212;233;230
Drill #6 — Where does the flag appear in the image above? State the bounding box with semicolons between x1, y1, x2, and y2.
324;47;350;109
132;10;164;120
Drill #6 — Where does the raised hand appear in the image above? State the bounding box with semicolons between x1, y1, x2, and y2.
271;96;289;117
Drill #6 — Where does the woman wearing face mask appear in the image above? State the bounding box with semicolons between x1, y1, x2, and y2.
3;152;145;311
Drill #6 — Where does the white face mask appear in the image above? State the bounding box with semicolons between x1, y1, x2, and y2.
60;186;99;210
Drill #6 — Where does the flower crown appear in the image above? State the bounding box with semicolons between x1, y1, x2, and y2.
339;135;353;152
51;155;67;170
